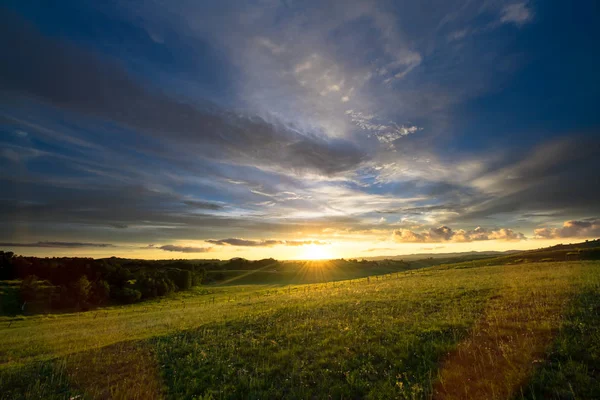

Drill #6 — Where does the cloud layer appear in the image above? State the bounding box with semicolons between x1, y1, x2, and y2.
393;226;525;243
534;219;600;240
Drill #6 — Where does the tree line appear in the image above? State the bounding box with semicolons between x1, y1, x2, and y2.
0;251;206;312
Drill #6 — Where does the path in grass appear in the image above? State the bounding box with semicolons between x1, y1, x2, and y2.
521;270;600;399
433;262;596;399
65;341;163;400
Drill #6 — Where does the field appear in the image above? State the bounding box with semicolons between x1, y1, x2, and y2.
1;260;599;399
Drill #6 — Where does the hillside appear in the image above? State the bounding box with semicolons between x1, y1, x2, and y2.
361;250;519;261
1;259;599;399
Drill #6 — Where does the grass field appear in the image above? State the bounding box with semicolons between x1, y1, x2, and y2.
1;261;599;399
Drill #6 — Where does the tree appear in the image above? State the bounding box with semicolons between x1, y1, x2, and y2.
70;275;91;305
192;269;206;286
0;251;15;280
90;280;110;305
170;269;192;290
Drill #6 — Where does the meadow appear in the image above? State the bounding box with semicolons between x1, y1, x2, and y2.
1;260;599;399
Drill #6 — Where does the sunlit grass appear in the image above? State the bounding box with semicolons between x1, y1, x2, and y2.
1;261;599;399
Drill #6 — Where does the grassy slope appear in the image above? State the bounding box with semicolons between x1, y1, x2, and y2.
205;260;424;286
1;261;599;399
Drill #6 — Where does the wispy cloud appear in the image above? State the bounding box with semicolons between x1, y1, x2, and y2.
363;247;397;252
500;3;533;26
0;241;115;248
206;238;328;247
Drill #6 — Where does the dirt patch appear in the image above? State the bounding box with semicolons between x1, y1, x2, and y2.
65;340;163;399
433;291;568;400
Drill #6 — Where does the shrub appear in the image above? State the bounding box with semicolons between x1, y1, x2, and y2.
114;288;141;304
20;275;43;303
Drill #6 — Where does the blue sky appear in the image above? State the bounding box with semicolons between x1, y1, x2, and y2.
1;0;599;259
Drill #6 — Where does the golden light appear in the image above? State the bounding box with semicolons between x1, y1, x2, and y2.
300;244;333;260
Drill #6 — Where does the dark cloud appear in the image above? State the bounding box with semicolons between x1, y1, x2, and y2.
0;181;368;245
429;225;454;241
377;204;463;215
455;137;600;222
392;225;525;243
0;241;114;248
182;200;223;210
159;245;212;253
206;238;281;247
520;212;563;218
534;219;600;239
206;238;328;247
0;13;364;176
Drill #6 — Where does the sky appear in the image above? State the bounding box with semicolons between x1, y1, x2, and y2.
1;0;599;260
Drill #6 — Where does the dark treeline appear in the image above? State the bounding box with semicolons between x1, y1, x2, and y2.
0;252;208;312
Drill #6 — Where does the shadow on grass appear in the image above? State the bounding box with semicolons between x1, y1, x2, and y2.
519;287;600;399
0;340;163;400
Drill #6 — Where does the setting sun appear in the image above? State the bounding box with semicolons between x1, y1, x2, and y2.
300;244;334;260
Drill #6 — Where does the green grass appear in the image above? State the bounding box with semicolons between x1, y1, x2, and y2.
204;259;424;285
1;261;599;399
521;282;600;399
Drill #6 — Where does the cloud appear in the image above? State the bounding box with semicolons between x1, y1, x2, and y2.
393;229;428;243
500;3;533;26
182;200;224;210
256;37;285;54
364;247;397;252
534;219;600;239
458;137;600;222
206;238;328;247
344;110;421;148
0;13;365;177
392;225;525;243
448;29;469;41
159;245;212;253
0;241;115;248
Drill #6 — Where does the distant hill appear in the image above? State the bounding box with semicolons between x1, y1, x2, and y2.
432;239;600;270
362;250;519;262
362;239;600;263
521;238;600;253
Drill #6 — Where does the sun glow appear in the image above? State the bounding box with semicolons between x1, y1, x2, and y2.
300;244;333;260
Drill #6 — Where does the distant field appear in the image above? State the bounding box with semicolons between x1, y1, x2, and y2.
1;261;599;399
204;259;425;285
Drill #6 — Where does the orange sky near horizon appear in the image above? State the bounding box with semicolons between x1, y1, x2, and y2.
3;237;595;261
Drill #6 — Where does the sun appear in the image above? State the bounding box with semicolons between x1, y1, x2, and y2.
300;244;333;260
